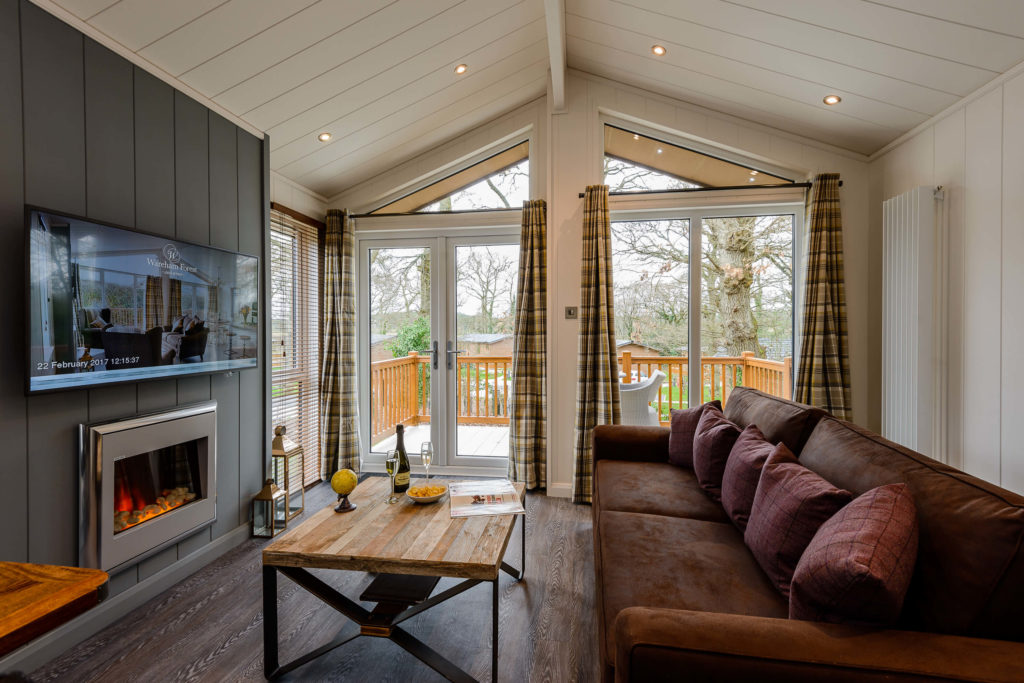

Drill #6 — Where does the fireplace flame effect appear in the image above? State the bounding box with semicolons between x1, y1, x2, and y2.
114;482;196;534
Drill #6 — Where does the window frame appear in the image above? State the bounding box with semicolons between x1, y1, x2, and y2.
610;199;804;403
269;212;321;486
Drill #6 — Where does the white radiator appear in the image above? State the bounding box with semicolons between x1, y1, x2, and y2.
882;186;946;460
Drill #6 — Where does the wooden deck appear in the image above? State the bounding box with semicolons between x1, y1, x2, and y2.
372;423;510;458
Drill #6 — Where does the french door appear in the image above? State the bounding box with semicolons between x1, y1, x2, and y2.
358;230;519;476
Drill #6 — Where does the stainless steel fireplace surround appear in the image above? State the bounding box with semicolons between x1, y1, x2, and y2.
80;401;217;572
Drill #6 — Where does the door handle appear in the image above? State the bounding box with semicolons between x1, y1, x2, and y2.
446;341;465;370
418;341;439;369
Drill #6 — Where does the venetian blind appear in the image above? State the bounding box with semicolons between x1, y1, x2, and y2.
270;210;321;486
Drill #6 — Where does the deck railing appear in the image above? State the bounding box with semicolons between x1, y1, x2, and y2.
370;350;791;441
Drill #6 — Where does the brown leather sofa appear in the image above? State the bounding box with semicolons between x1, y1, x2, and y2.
592;387;1024;682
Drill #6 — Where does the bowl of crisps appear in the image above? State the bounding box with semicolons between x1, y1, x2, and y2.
406;483;447;504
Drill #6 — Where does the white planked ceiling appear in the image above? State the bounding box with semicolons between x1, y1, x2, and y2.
40;0;1024;198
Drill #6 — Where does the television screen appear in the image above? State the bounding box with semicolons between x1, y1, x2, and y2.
27;208;259;394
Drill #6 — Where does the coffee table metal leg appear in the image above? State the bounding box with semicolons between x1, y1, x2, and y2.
263;565;279;678
493;578;501;682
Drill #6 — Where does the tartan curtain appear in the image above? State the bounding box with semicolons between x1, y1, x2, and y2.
572;186;621;504
508;199;547;489
795;173;852;419
321;209;361;475
168;278;182;323
144;275;164;331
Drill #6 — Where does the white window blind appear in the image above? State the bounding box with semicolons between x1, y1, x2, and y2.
270;210;321;486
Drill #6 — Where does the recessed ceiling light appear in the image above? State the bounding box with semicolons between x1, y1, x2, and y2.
651;45;666;56
317;132;332;142
750;170;758;175
454;63;468;74
823;94;841;105
656;148;663;154
748;177;756;182
633;134;640;140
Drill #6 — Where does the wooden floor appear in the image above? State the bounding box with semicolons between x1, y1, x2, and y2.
33;482;598;682
373;424;511;458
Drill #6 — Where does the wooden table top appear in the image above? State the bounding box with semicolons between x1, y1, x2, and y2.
0;562;108;658
263;478;526;580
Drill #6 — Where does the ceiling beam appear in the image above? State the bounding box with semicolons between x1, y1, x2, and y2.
543;0;566;112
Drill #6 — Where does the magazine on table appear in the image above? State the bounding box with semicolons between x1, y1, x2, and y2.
449;479;525;518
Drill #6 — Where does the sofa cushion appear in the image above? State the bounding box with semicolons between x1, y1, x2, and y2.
799;417;1024;641
721;425;774;532
745;444;853;598
692;405;741;502
668;400;721;467
594;460;728;522
790;483;919;626
597;511;788;666
724;387;827;455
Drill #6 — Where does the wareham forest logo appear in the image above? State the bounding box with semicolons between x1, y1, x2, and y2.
148;243;197;274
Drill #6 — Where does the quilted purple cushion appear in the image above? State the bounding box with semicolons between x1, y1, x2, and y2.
790;483;919;626
692;403;741;501
667;400;721;468
721;425;774;532
745;444;853;598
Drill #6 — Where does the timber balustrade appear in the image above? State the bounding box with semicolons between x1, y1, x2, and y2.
370;350;792;441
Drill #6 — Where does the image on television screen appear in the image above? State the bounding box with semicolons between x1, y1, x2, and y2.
27;209;259;393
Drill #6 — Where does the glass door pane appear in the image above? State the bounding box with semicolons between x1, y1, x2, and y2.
451;243;519;458
611;218;690;423
367;245;432;453
699;214;794;405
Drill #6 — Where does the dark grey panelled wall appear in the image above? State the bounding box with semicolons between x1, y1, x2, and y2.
0;0;268;594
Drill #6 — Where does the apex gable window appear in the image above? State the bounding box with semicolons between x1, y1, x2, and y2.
603;125;791;192
372;142;529;214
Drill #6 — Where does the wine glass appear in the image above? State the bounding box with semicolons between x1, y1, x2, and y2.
420;442;433;483
385;450;399;504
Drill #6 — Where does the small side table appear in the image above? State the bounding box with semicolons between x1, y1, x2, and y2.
271;425;304;520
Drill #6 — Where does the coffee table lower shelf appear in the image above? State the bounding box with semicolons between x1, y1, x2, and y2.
262;558;522;682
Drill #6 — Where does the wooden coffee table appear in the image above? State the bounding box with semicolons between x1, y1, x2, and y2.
262;477;526;682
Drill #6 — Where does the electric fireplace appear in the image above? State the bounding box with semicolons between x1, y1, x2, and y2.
80;401;217;572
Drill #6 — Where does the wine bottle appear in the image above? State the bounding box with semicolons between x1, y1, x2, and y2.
394;424;411;493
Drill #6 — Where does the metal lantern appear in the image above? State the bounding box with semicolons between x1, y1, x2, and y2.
271;425;305;520
252;478;287;538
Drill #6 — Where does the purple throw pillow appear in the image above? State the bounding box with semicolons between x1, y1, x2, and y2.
744;444;853;598
692;403;741;501
667;400;721;468
790;484;919;626
721;425;774;532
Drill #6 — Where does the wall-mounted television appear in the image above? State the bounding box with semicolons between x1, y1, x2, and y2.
26;207;260;394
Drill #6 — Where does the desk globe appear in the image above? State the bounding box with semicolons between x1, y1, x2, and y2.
331;469;358;513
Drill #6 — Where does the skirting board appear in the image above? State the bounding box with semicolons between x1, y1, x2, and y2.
548;482;572;498
0;523;251;674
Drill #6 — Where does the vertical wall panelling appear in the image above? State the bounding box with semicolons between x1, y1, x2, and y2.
174;91;210;245
237;130;265;519
1000;73;1024;494
136;380;177;413
0;0;268;635
0;0;27;562
84;39;134;227
133;67;175;237
209;112;241;537
208;113;238;251
931;110;966;473
27;392;88;566
21;0;90;566
962;88;1003;485
20;0;85;215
